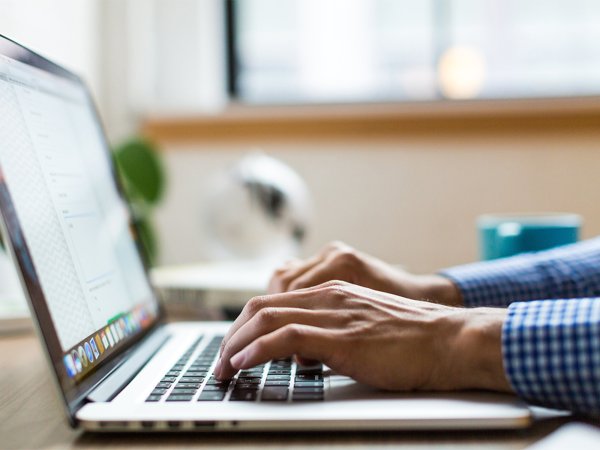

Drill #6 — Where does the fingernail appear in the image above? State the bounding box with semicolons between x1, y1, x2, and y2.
230;350;247;369
214;358;222;378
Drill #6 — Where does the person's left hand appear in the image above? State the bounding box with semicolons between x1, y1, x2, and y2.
214;280;512;393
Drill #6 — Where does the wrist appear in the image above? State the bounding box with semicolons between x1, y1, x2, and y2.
418;275;464;306
448;308;513;392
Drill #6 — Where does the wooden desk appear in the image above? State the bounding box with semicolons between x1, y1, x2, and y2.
0;332;591;450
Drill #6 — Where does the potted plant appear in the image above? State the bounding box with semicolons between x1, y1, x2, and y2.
113;137;166;266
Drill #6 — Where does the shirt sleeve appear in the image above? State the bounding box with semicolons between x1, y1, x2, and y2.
440;237;600;307
502;298;600;416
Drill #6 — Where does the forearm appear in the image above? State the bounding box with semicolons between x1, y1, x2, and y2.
440;237;600;307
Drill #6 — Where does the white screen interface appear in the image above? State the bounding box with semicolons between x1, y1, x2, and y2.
0;54;157;379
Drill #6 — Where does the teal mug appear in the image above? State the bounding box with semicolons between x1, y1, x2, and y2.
477;213;581;260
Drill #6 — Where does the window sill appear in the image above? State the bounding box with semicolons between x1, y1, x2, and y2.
142;97;600;145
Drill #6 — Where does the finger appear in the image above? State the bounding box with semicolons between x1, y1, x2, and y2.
268;242;347;294
287;260;343;291
229;324;335;371
218;282;347;361
217;307;342;379
268;254;325;293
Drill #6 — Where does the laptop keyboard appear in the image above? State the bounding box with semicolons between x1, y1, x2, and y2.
145;335;324;403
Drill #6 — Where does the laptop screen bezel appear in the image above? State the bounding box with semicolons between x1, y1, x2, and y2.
0;34;165;423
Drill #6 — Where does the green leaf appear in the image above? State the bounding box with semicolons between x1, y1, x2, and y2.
113;138;165;205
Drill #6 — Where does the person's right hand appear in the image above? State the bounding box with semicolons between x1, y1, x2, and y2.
215;280;510;394
268;241;463;306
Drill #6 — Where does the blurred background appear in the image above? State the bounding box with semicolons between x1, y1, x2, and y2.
2;0;600;274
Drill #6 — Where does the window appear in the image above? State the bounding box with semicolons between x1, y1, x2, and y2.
229;0;600;104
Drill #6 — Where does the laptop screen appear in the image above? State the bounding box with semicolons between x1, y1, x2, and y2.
0;37;160;400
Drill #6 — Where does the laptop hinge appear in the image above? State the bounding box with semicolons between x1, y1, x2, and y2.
86;326;170;403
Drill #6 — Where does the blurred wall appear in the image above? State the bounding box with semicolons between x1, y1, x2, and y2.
152;124;600;273
0;0;101;97
3;2;598;274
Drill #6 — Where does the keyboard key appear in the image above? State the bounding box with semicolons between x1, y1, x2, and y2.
202;384;229;392
161;376;177;383
265;374;291;381
186;368;209;373
292;387;323;394
268;370;291;375
241;367;264;372
166;394;195;402
295;374;323;381
264;380;290;386
156;382;173;388
146;395;163;402
170;388;198;395
166;370;181;376
294;381;324;388
198;392;225;401
179;377;204;383
236;377;261;384
205;379;230;386
292;392;324;401
174;382;202;389
230;390;258;401
150;388;168;395
189;364;211;370
184;372;208;378
296;364;322;372
234;383;260;390
270;363;291;368
261;387;288;401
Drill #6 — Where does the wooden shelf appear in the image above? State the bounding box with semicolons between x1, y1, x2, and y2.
142;97;600;145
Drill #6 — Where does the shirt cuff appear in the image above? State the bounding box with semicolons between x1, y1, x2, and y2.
440;255;549;307
502;298;600;416
440;237;600;308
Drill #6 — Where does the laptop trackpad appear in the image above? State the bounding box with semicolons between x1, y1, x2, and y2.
326;374;529;410
327;374;393;400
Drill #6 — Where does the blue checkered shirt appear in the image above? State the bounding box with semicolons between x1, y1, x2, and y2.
441;237;600;416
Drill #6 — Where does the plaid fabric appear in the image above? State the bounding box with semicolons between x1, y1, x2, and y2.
441;238;600;415
441;237;600;307
503;298;600;415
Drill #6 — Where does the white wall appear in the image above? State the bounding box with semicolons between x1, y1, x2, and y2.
0;0;101;97
153;128;600;274
99;0;227;143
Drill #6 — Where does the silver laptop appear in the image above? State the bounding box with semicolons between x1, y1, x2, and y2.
0;34;532;432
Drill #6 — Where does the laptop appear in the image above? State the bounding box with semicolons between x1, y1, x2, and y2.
0;34;532;432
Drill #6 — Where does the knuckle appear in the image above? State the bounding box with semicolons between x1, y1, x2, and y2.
333;248;359;265
245;296;266;314
255;307;278;325
282;323;305;341
325;240;346;253
325;284;350;299
316;279;349;290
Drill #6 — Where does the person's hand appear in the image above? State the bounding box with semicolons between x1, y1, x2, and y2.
269;241;463;306
214;280;512;393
